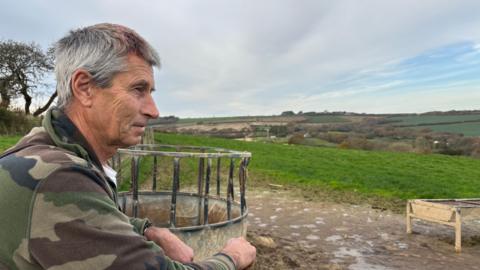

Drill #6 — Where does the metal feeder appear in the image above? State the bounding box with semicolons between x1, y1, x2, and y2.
112;144;251;260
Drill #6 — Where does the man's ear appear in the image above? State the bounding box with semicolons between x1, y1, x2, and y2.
71;69;94;107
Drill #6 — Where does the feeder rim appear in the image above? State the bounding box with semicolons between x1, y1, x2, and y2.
117;144;252;158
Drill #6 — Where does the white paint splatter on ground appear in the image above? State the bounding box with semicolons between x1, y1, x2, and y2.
315;217;325;224
289;225;301;229
380;233;390;240
270;215;277;220
350;234;363;242
306;234;320;241
326;235;343;242
303;224;317;228
275;208;282;212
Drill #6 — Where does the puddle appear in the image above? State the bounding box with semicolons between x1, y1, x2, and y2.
333;247;392;270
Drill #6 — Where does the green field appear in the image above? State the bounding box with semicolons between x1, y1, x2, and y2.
155;133;480;202
304;115;350;123
413;122;480;137
388;114;480;136
389;114;480;126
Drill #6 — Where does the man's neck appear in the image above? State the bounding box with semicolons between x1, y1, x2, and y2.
65;104;115;165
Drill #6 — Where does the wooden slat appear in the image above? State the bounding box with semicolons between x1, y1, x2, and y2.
409;214;456;227
412;200;453;210
411;202;455;222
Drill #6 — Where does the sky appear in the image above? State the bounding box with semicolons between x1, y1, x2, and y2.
1;0;480;117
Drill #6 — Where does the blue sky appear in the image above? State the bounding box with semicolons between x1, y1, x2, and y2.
1;0;479;117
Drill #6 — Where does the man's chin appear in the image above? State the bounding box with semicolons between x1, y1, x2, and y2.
120;136;143;148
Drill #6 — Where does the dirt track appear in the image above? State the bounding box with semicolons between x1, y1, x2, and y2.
246;188;480;270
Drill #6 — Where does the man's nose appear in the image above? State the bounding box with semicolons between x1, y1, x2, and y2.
142;92;160;119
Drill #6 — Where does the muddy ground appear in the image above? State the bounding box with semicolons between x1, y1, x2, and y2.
246;188;480;270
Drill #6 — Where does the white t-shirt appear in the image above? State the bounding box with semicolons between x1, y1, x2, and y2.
103;164;118;187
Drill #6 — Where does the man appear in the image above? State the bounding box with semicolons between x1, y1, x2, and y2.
0;23;256;270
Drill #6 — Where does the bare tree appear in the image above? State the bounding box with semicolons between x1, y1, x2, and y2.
0;40;56;116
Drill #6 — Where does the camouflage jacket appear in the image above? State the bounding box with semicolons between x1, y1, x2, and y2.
0;108;236;270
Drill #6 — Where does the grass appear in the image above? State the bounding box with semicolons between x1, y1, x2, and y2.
155;133;480;204
0;135;21;152
252;137;336;147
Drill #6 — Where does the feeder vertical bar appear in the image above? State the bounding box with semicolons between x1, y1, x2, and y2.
111;156;115;170
197;157;205;225
216;158;221;196
245;158;250;212
117;154;122;183
197;157;205;194
121;195;127;214
131;156;140;218
152;156;157;191
204;158;212;225
239;158;247;215
229;158;235;201
170;157;180;228
227;158;235;220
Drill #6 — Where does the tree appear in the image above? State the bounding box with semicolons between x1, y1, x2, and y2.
0;40;56;116
280;110;295;116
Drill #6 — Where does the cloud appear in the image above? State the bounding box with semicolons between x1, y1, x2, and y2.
1;0;480;116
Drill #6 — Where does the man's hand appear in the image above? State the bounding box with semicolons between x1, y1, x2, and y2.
144;226;194;263
221;237;256;270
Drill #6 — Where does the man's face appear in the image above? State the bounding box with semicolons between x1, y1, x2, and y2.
88;54;159;148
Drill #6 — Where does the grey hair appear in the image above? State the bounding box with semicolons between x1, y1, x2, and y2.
54;23;161;109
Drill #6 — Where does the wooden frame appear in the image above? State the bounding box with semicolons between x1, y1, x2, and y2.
406;199;480;252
